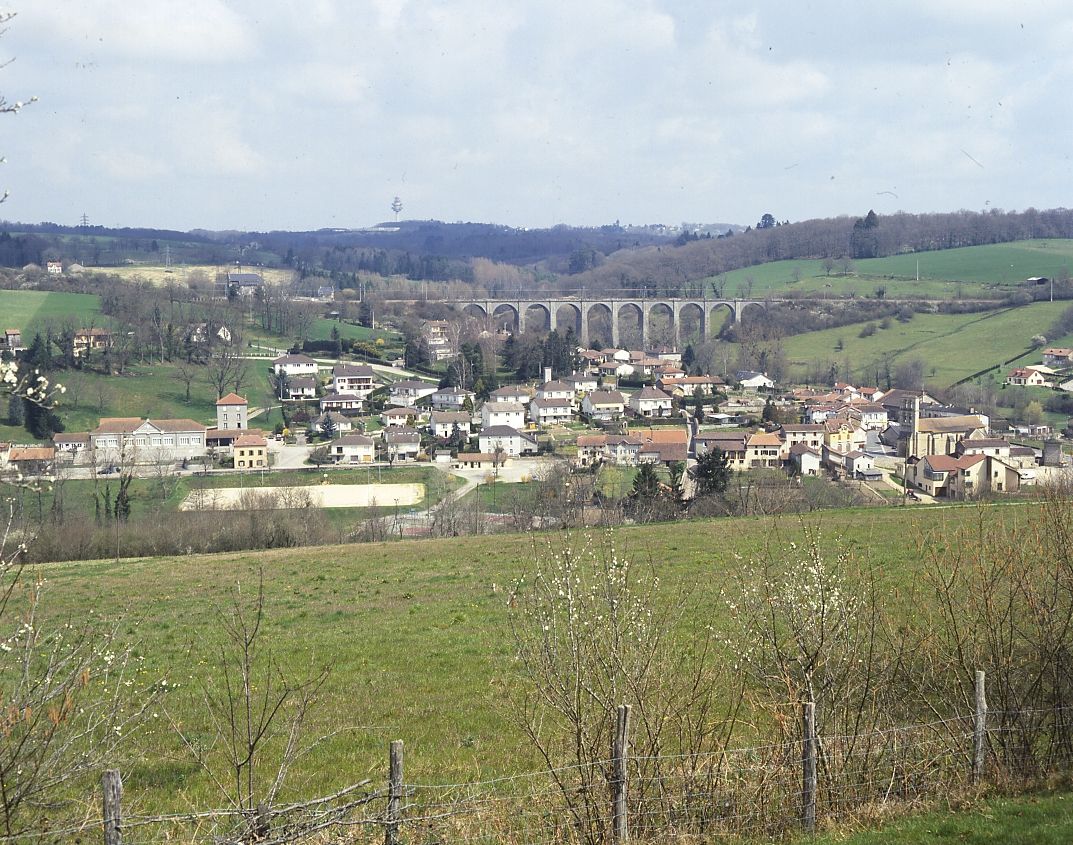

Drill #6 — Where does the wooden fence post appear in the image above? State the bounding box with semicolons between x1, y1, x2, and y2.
802;701;817;834
612;704;631;844
972;670;987;785
386;739;404;845
252;802;271;841
102;769;122;845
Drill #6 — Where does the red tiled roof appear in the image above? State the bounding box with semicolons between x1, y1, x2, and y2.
216;392;248;405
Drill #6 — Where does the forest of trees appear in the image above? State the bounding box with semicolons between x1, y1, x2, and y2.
7;207;1073;300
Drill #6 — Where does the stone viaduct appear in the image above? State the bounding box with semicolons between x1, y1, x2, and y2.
447;297;770;348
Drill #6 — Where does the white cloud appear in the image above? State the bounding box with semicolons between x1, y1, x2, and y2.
24;0;256;63
3;2;1073;229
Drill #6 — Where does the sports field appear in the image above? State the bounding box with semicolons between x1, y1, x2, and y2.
180;481;425;510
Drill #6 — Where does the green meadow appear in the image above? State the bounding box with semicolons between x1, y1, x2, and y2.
703;239;1073;300
17;464;460;527
28;502;1033;812
781;301;1073;387
0;289;104;333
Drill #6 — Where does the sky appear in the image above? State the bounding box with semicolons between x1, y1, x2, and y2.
2;1;1072;233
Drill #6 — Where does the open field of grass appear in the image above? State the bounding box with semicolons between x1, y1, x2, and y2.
811;790;1073;845
0;289;104;332
704;239;1073;300
16;465;461;529
32;501;1030;814
53;360;278;435
307;316;401;346
782;301;1073;387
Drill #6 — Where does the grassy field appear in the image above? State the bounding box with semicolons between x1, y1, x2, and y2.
55;360;278;435
812;790;1073;844
0;289;104;333
307;316;401;346
781;301;1073;387
31;501;1026;813
18;465;461;528
704;239;1073;300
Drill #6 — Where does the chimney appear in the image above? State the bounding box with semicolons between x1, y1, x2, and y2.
543;366;553;384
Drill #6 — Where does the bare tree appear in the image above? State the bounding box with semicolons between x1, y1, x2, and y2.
205;348;242;400
231;357;251;396
170;571;330;822
176;361;199;404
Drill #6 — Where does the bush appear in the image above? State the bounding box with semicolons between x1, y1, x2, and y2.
858;323;877;338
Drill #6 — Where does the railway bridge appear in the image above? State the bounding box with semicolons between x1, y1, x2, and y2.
446;297;770;348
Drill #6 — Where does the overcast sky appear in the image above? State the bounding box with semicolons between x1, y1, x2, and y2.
3;1;1072;232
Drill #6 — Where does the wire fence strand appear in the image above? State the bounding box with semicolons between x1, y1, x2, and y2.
14;702;1073;844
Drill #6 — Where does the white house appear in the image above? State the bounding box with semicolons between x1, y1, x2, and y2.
582;390;626;422
188;322;233;346
479;425;538;457
847;402;890;431
628;386;674;418
536;380;575;404
660;376;723;397
844;451;877;479
481;401;526;430
422;319;455;362
735;370;775;390
90;418;208;464
383;427;422;461
429;411;473;439
320;393;364;414
430;387;475;411
284;376;318;401
216;393;248;431
273;354;319;377
331;434;376;464
388;379;438;407
529;397;574;427
565;373;600;395
788;444;822;476
489;385;532;405
381;407;422;428
332;363;378;398
1005;366;1052;387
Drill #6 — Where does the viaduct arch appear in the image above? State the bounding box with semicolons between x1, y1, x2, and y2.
450;297;767;348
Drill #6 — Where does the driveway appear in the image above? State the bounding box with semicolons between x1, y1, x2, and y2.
269;441;313;468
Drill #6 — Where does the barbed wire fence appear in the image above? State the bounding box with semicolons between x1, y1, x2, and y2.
29;671;1073;844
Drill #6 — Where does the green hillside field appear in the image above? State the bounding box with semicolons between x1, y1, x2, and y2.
704;239;1073;300
0;289;104;333
27;502;1042;812
781;301;1073;387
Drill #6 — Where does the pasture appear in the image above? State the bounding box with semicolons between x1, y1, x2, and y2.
0;289;103;332
29;502;1031;812
781;301;1073;387
703;239;1073;300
